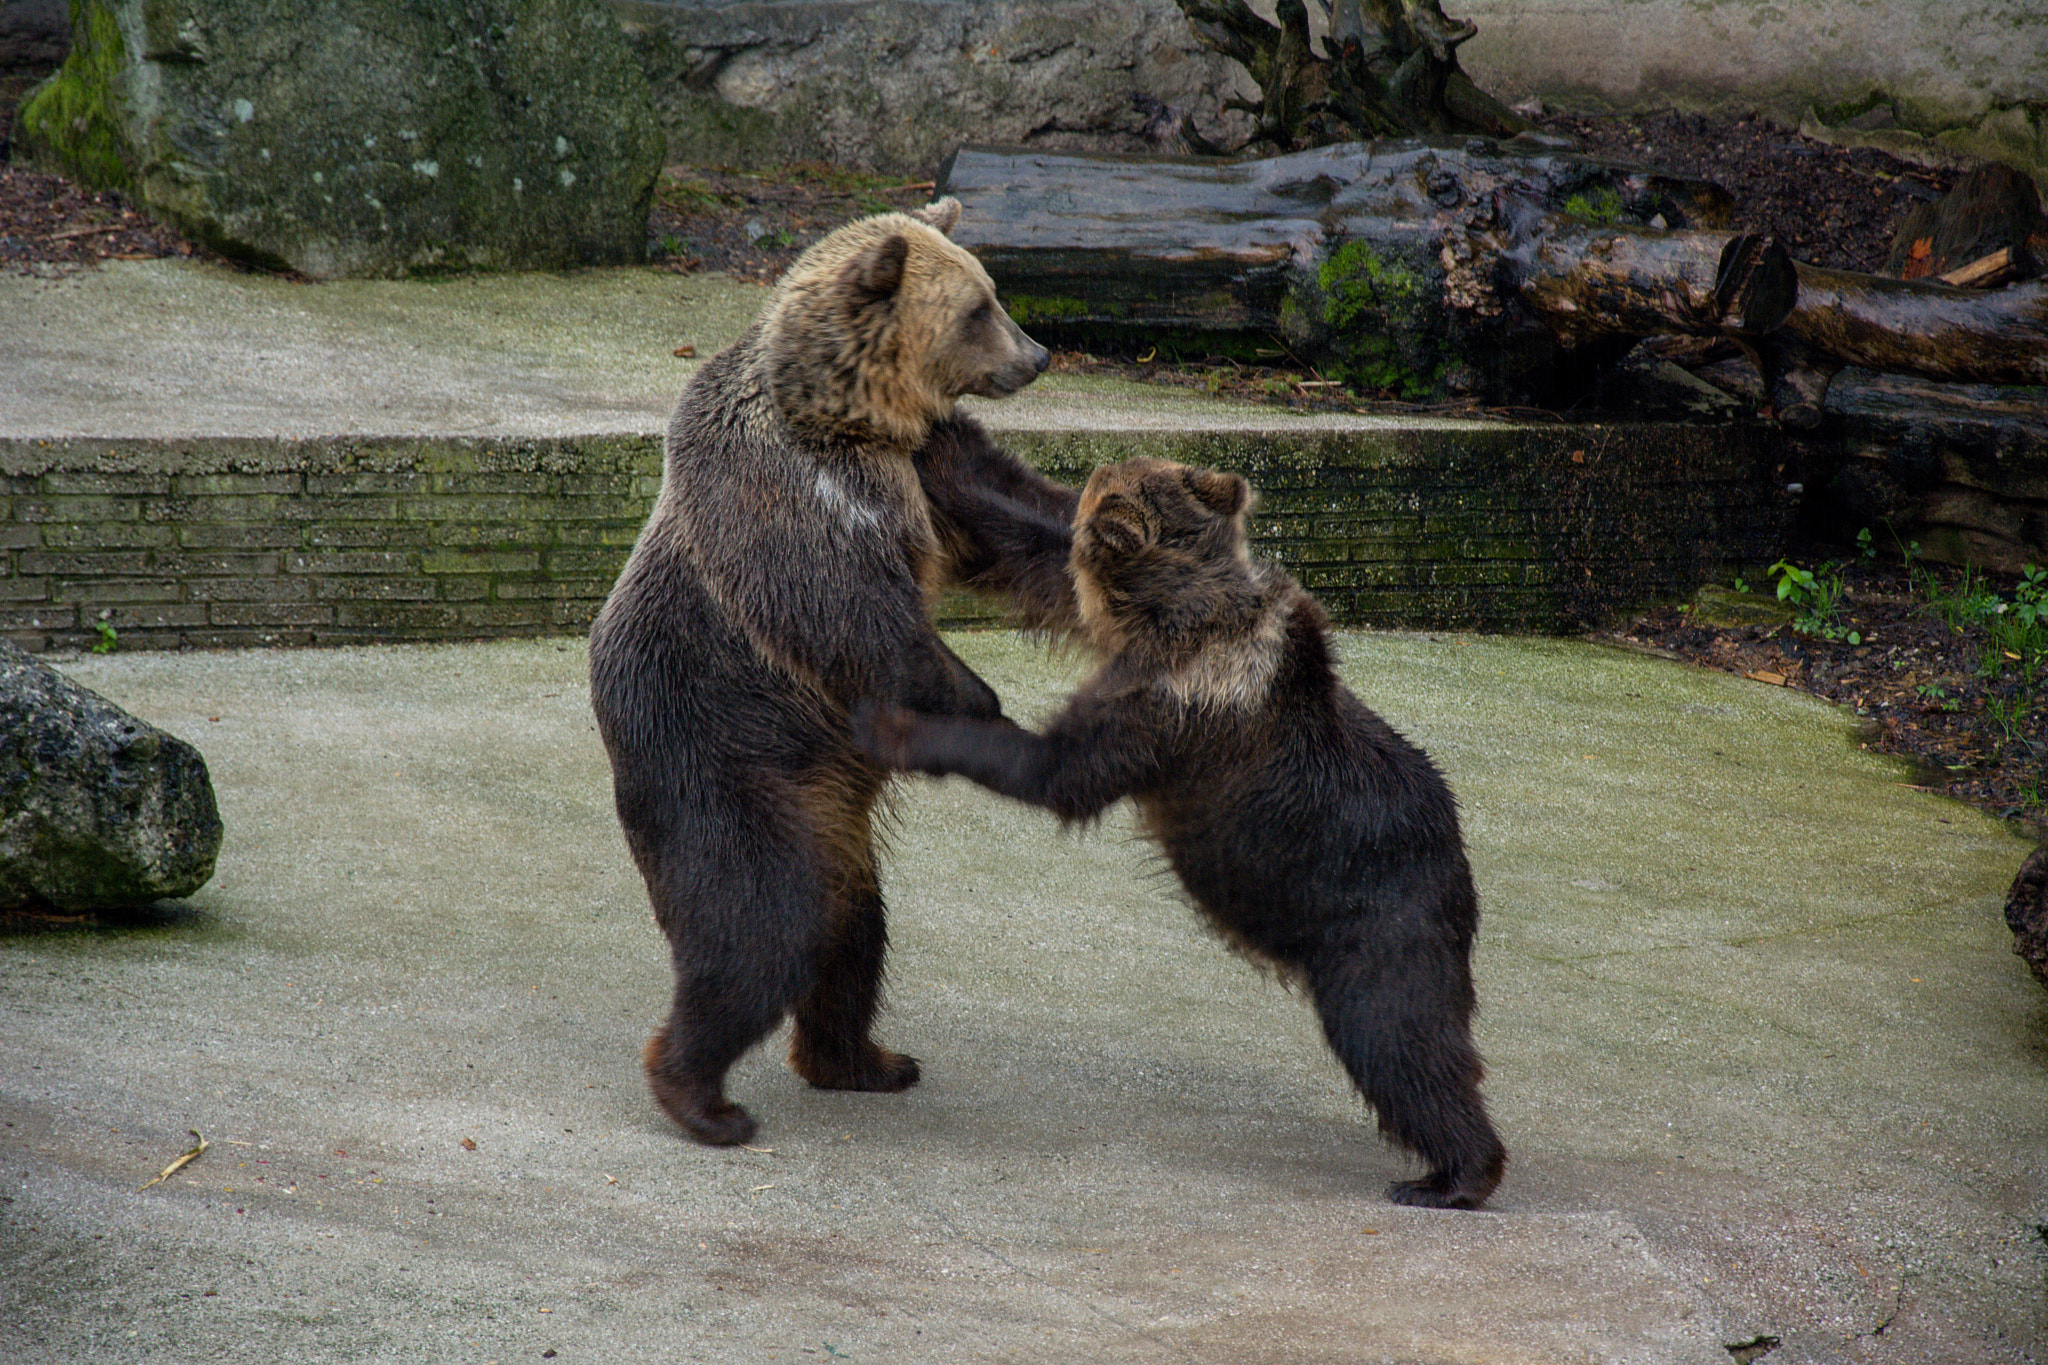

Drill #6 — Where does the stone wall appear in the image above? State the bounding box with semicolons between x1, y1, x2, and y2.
1456;0;2048;182
0;437;658;652
0;425;1790;652
605;0;2048;185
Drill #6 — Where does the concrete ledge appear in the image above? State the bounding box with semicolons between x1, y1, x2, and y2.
0;258;1792;649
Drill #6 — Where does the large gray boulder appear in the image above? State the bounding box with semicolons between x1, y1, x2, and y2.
1;642;222;914
14;0;666;278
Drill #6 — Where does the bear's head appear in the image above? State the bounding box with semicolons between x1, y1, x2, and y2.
1069;457;1257;655
763;198;1049;446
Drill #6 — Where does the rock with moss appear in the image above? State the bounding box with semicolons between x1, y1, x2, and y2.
2008;845;2048;990
0;641;222;914
13;0;665;278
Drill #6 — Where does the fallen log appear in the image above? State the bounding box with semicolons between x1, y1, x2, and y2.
941;140;1763;404
1755;267;2048;427
941;143;2048;414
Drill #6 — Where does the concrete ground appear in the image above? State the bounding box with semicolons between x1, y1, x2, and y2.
0;257;1475;441
1;259;2045;1363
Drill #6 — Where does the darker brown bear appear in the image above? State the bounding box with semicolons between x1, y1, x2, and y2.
588;200;1077;1147
856;457;1508;1208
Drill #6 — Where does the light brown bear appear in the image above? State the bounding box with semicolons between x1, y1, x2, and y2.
587;199;1078;1146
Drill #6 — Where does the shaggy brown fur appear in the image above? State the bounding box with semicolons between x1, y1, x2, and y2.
857;458;1508;1208
589;200;1075;1147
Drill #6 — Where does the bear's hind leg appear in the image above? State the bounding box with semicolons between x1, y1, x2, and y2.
637;825;822;1147
644;946;806;1146
788;851;920;1093
644;1024;758;1147
1306;921;1506;1210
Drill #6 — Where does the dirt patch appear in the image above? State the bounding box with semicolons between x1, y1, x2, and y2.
1533;108;1956;274
2;64;2038;830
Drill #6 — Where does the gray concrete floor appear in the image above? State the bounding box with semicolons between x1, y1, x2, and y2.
1;257;2043;1363
3;631;2041;1364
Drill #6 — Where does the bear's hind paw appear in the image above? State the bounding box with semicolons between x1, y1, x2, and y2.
648;1077;759;1146
791;1042;922;1093
1387;1169;1497;1210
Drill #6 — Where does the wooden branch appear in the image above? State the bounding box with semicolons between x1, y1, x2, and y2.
1937;247;2018;289
47;223;127;241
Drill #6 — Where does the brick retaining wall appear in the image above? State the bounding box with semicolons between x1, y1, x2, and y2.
0;422;1791;652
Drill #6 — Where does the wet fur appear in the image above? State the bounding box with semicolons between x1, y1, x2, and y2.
855;457;1508;1208
589;200;1073;1147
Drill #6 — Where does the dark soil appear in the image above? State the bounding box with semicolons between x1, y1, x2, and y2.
2;62;2038;831
1533;108;1957;274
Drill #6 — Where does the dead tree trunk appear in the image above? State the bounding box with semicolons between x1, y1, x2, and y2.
941;143;2048;413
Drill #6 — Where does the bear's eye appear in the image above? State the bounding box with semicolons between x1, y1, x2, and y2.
968;301;993;326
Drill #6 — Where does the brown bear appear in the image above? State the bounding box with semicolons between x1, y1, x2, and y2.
855;457;1508;1209
588;199;1078;1147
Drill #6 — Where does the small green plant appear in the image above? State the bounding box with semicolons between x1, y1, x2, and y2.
1856;526;1877;560
91;619;118;654
1984;691;2030;743
1561;187;1625;224
2012;563;2048;630
1979;563;2048;679
1915;682;1959;713
1769;557;1861;644
1923;566;2004;632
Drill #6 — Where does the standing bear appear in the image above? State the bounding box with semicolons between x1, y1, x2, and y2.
856;458;1508;1208
589;199;1078;1147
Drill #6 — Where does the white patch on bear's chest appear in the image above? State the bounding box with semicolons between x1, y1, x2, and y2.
811;467;885;535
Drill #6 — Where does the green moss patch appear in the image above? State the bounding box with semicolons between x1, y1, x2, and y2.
17;0;133;191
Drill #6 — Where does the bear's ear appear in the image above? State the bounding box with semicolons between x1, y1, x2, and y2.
848;234;910;307
1088;497;1148;557
911;197;963;236
1185;468;1251;518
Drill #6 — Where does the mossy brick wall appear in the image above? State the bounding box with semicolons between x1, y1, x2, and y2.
997;422;1793;633
0;423;1790;653
0;437;661;653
